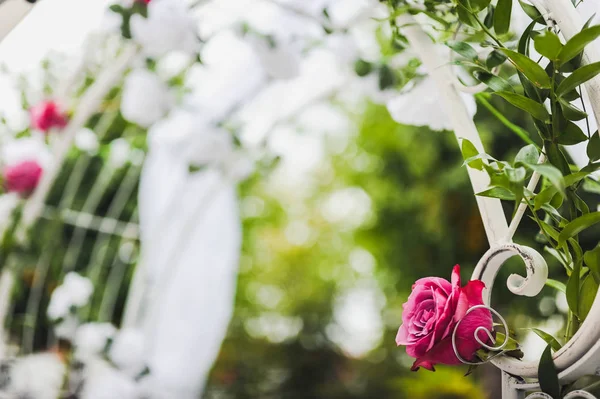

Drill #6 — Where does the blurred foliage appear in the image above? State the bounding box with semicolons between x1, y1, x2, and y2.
203;97;572;398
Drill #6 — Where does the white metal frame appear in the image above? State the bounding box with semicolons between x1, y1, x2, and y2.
400;0;600;397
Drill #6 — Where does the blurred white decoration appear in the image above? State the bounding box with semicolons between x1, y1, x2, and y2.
149;110;228;165
75;127;100;153
54;314;80;340
47;272;93;320
74;322;116;358
108;138;132;169
247;34;301;79
1;137;52;169
387;77;477;131
183;31;266;121
81;359;138;399
121;69;173;128
136;125;242;397
6;353;65;399
109;328;146;378
130;0;200;58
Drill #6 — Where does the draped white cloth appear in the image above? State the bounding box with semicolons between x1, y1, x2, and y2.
137;144;241;397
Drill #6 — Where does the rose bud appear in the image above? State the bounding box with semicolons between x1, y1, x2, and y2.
396;265;493;371
3;160;43;197
30;101;68;133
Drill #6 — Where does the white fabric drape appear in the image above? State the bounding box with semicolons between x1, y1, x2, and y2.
137;143;241;397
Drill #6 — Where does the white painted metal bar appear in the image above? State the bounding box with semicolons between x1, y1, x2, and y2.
41;208;139;240
532;0;600;129
504;154;546;242
0;0;34;43
397;13;510;246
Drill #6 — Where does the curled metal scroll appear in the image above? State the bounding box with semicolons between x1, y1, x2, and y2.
473;243;548;301
451;304;510;365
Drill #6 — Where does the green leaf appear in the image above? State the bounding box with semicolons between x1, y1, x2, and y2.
559;99;588;121
461;138;484;170
354;59;373;77
534;186;558;211
456;3;478;28
494;0;512;34
378;65;397;90
500;48;552;89
486;50;507;69
566;262;581;310
446;41;478;61
545;278;566;293
558;212;600;245
515;144;539;165
557;121;588;145
534;30;563;61
463;153;497;168
494;91;550;122
579;274;599;320
483;5;495;29
536;218;560;241
188;164;206;173
518;162;565;193
519;0;543;22
556;61;600;97
528;328;563;351
538;344;561;399
473;69;514;92
584;246;600;284
477;187;515;200
588;133;600;162
557;25;600;66
463;0;492;13
546;142;571;175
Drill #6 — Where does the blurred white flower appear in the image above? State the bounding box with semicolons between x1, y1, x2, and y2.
109;328;146;377
325;33;359;65
54;314;80;339
7;353;65;399
148;109;252;180
108;138;132;169
75;128;100;153
131;0;200;58
121;69;173;128
247;35;301;80
81;359;138;399
75;323;117;358
1;136;52;168
47;272;93;321
386;77;477;131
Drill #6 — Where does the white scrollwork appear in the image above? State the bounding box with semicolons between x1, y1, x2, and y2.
451;305;510;365
473;243;548;299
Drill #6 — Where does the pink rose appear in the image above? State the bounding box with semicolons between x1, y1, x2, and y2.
3;160;43;197
396;265;492;371
29;101;68;133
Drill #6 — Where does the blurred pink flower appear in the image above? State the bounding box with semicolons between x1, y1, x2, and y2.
396;265;492;371
30;101;68;133
3;160;43;197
